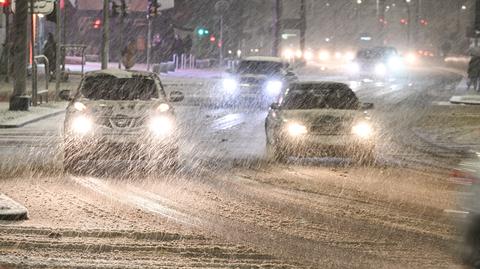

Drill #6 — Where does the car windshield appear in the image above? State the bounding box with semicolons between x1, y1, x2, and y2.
80;75;159;100
281;84;359;110
237;61;283;75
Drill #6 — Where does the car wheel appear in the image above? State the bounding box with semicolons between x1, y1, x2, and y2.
354;147;376;166
266;139;287;163
463;215;480;267
63;147;81;174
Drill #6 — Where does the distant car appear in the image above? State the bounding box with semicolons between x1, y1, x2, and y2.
222;56;298;105
450;153;480;266
60;69;184;172
348;46;404;79
265;81;376;163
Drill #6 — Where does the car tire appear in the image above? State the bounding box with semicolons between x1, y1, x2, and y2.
63;147;81;174
354;147;376;166
266;140;287;163
462;215;480;267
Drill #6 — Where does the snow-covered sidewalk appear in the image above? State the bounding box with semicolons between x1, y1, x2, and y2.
0;193;28;220
0;102;66;128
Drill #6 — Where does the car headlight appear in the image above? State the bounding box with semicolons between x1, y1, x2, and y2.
352;122;373;139
222;78;238;93
149;116;174;137
374;63;387;76
70;115;93;136
265;80;283;95
73;102;87;112
286;122;308;136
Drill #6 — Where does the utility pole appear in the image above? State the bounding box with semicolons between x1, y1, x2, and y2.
377;0;386;45
272;0;281;57
215;0;229;67
4;5;10;83
9;0;29;110
118;0;127;69
101;0;110;69
55;0;62;100
299;0;306;54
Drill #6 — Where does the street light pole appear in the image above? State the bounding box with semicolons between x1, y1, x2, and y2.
299;0;306;55
55;0;62;100
101;0;109;69
272;0;281;57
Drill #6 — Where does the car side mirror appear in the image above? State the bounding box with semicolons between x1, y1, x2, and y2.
360;102;374;110
169;91;184;102
270;102;280;110
58;89;71;101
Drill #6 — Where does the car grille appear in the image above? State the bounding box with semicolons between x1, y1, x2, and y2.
309;116;352;135
96;116;146;129
240;77;265;85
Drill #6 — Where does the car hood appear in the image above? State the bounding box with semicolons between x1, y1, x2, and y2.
278;109;363;125
69;100;168;118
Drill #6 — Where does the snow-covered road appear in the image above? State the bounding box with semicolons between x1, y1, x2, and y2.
0;66;473;268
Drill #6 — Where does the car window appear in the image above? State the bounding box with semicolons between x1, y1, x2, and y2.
237;61;283;75
281;85;359;110
80;75;161;101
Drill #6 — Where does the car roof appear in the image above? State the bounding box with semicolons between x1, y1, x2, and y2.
84;69;156;79
289;81;350;89
242;56;284;63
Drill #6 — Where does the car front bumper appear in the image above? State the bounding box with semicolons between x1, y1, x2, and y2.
64;128;178;161
277;134;375;156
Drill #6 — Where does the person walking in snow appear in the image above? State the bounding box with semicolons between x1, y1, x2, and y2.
467;55;480;92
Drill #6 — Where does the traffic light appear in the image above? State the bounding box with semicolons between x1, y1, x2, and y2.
0;0;9;7
93;19;102;29
209;35;216;43
111;1;119;17
400;18;408;25
148;0;159;17
197;27;209;37
420;19;428;26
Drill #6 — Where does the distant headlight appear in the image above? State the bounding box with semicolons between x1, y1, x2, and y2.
352;122;373;139
286;122;308;136
374;63;387;76
348;62;360;73
388;56;403;70
70;115;93;136
222;78;238;93
265;80;283;95
149;116;174;137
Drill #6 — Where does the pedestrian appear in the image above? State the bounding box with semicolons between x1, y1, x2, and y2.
121;40;137;70
183;35;192;55
42;33;56;79
467;54;480;92
172;34;184;59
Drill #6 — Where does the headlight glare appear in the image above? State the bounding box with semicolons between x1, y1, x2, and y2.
71;115;93;136
348;62;360;73
73;102;87;112
149;116;174;137
222;78;238;93
287;122;308;136
375;63;387;76
352;122;373;139
266;80;283;95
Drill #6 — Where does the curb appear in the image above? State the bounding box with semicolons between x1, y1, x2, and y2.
0;194;28;221
0;110;64;129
